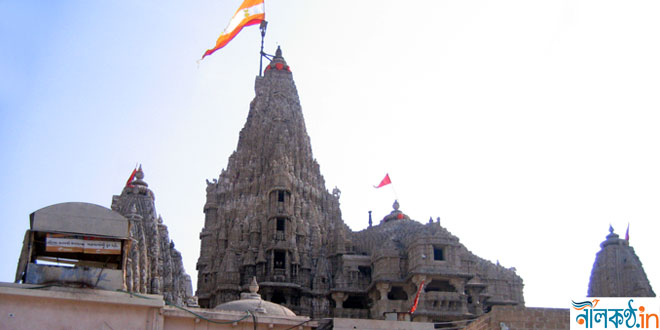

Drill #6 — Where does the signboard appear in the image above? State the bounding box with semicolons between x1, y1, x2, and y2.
45;234;84;253
45;234;121;255
83;238;121;255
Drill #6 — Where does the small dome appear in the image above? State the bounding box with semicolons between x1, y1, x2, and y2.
263;46;292;75
381;200;411;223
214;277;296;317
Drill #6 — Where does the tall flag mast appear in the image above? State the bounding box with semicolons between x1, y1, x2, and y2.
259;20;269;76
201;0;266;60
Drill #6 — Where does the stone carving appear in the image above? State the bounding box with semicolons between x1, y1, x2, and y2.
588;226;655;297
111;165;193;306
332;187;341;199
195;48;524;323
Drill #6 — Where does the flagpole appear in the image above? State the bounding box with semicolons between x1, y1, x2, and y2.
259;20;268;76
390;182;399;201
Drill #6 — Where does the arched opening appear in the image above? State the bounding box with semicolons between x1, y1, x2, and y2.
387;286;409;300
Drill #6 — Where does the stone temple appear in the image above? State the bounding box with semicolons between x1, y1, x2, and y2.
195;47;524;322
588;226;655;297
112;166;194;306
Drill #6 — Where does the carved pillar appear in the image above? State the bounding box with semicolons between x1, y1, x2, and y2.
449;278;467;313
412;274;427;289
376;282;391;301
331;291;348;316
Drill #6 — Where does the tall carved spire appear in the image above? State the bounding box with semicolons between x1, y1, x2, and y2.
588;227;655;297
197;48;346;317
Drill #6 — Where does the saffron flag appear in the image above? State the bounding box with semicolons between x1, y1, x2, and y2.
202;0;265;59
374;174;392;188
126;166;137;187
409;280;425;314
625;223;629;241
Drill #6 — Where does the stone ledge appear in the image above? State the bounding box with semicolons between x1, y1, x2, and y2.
0;283;164;308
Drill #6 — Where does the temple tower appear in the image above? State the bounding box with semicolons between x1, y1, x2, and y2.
111;165;194;306
588;226;655;297
196;47;347;317
196;47;525;322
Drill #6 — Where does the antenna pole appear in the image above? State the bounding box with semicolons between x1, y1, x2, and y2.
259;21;268;76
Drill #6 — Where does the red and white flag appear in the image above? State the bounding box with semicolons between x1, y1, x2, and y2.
201;0;265;60
374;174;392;188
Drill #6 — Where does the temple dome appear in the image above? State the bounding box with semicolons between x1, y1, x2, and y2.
213;277;296;317
263;46;291;75
381;200;411;223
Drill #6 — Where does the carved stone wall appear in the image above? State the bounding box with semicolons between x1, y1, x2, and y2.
111;166;194;306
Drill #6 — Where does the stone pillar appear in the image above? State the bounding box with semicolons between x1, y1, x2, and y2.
412;274;427;289
376;282;391;301
331;292;348;317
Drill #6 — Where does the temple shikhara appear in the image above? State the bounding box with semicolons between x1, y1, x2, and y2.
194;47;525;322
588;226;655;297
111;166;195;306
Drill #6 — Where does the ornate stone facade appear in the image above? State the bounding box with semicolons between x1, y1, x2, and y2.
346;202;524;322
111;166;194;306
196;48;524;322
588;226;655;297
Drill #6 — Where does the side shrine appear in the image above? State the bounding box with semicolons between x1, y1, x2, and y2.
588;226;655;297
14;167;194;307
195;47;525;323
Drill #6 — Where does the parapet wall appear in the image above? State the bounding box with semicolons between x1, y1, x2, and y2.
466;305;569;330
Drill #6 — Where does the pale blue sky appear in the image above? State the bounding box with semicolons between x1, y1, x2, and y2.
2;1;659;308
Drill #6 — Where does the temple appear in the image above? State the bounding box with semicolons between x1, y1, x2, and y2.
111;165;194;306
195;47;524;323
587;226;655;297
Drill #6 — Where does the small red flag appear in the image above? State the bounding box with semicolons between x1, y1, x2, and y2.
625;223;629;241
126;167;137;187
374;174;392;188
409;280;425;314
